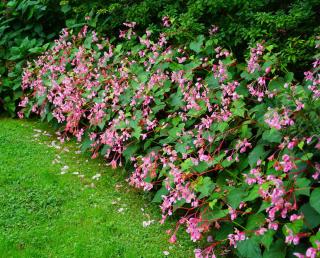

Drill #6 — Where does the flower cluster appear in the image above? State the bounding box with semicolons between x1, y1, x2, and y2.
19;24;320;257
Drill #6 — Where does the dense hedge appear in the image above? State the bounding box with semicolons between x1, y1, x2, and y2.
63;0;320;72
19;23;320;257
1;0;319;115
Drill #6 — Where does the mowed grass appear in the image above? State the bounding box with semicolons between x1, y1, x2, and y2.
0;118;196;258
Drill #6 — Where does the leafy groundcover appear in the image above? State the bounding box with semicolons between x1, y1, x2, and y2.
19;21;320;257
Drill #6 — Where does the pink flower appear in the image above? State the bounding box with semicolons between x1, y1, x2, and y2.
209;25;219;35
258;77;266;86
265;67;271;74
17;111;24;119
312;163;320;180
177;57;187;63
207;235;214;243
229;208;237;220
295;100;305;111
255;227;267;236
290;214;303;221
306;248;317;258
265;110;282;130
169;234;177;243
265;108;294;130
194;249;203;258
236;138;252;153
285;230;300;245
228;229;246;247
123;21;136;28
268;222;278;230
19;97;29;107
247;43;264;73
280;154;295;172
186;218;202;242
162;16;171;27
110;160;117;169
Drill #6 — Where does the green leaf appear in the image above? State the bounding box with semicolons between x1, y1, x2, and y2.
202;209;229;221
310;231;320;249
36;94;46;105
45;111;53;122
184;60;201;71
214;223;234;240
84;35;92;49
100;144;110;156
28;46;43;54
261;230;274;250
175;142;188;154
152;186;169;203
61;4;71;13
123;144;140;162
181;159;193;171
246;213;265;230
237;237;262;258
295;178;310;197
216;122;229;132
310;188;320;214
284;72;294;83
248;145;265;167
132;125;142;139
195;177;215;198
263;239;286;258
301;153;313;161
283;219;303;235
231;100;246;118
173;199;186;211
169;92;183;109
66;19;76;27
81;138;93;152
299;203;320;229
268;78;284;91
236;82;249;97
262;129;282;143
168;125;184;138
258;201;271;213
189;35;204;53
243;185;260;202
137;71;148;83
143;139;152;150
227;188;247;209
249;103;267;122
298;141;304;150
205;73;219;89
241;124;253;138
193;161;209;173
98;120;106;130
152;102;165;113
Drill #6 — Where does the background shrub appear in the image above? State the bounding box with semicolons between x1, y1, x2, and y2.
62;0;320;73
1;0;319;115
0;0;64;114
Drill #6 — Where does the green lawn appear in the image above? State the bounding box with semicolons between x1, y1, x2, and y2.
0;118;195;258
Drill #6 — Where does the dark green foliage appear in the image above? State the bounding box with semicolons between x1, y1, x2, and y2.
0;0;65;114
63;0;320;72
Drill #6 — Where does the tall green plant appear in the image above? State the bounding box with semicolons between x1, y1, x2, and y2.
62;0;320;72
